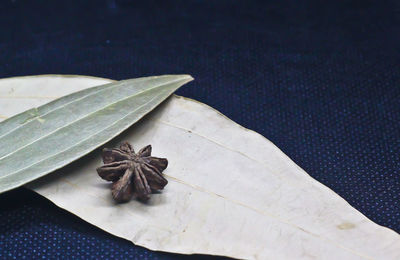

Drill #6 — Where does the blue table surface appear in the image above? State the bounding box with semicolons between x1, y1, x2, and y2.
0;0;399;259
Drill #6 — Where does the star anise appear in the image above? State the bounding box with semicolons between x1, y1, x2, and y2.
96;141;168;202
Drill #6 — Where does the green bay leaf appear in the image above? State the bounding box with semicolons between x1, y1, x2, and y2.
0;75;193;193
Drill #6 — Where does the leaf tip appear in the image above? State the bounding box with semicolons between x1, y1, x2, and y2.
174;74;194;83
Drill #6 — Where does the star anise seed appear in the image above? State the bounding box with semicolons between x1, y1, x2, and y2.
97;141;168;202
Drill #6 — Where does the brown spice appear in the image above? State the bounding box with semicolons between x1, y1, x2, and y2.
97;141;168;202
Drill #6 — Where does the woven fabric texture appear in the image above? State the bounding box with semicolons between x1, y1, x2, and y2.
0;0;399;259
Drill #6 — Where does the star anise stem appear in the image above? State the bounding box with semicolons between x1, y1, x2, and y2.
96;142;168;202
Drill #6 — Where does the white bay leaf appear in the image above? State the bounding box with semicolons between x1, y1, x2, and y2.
1;75;399;259
0;75;193;193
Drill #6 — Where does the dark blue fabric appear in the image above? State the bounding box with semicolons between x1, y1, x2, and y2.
0;0;399;259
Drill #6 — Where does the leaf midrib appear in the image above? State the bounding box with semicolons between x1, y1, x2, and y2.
0;77;187;163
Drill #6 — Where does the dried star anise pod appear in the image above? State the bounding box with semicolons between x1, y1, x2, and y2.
96;141;168;202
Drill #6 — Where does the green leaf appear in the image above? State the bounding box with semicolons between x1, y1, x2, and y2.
0;75;193;193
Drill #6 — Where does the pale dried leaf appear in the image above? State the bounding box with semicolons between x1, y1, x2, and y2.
1;75;399;260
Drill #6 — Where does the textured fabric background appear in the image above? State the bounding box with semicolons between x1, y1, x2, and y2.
0;0;399;259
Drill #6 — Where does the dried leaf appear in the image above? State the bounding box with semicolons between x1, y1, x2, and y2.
0;75;193;193
1;75;399;260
